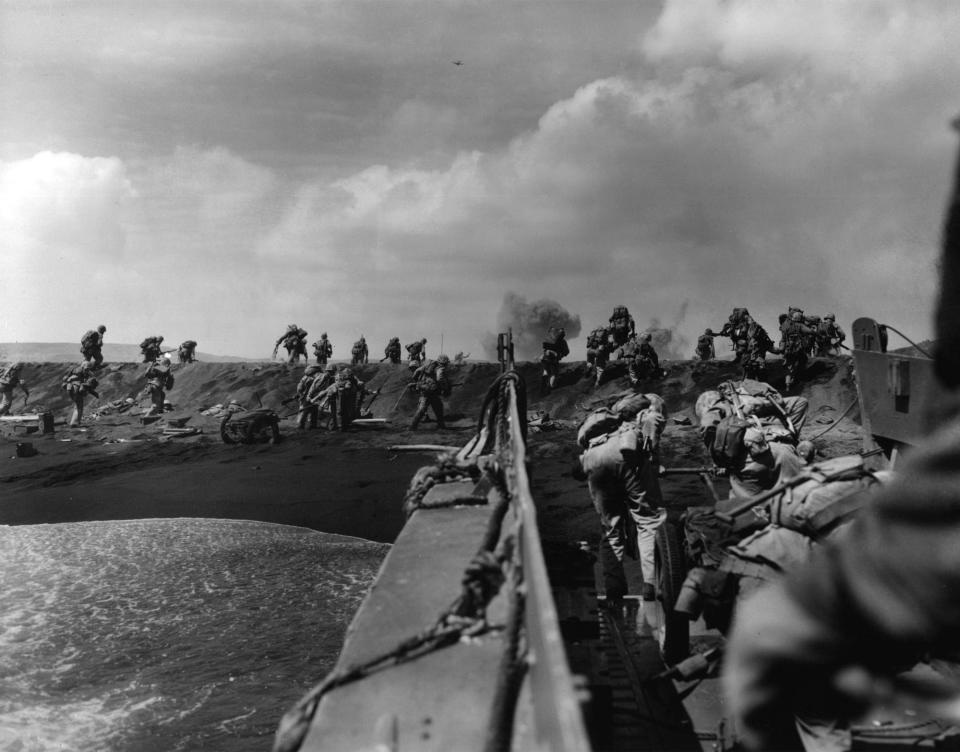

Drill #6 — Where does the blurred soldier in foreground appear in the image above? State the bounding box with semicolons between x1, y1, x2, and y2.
274;324;308;364
178;340;197;364
62;363;99;426
383;337;402;364
696;329;716;361
816;314;847;356
724;121;960;752
410;354;451;430
406;338;427;368
312;333;333;366
0;363;29;416
351;336;369;365
540;326;570;392
140;335;165;363
144;359;174;416
574;401;666;603
81;325;107;368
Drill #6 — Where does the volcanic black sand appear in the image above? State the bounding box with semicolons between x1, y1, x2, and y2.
1;357;863;547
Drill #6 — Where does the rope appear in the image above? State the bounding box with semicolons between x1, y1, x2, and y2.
401;454;482;518
806;397;859;441
272;368;532;752
879;323;935;359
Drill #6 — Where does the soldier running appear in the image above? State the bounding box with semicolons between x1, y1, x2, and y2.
816;313;846;355
406;338;427;368
586;326;611;385
80;325;107;368
780;311;817;391
540;327;570;392
144;359;174;416
274;324;308;364
178;340;198;364
410;354;451;430
696;329;716;361
62;363;99;426
140;335;165;363
312;333;333;366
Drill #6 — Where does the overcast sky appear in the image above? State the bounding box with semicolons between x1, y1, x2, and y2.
2;0;957;359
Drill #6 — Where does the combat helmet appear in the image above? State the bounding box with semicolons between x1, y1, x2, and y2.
97;325;106;333
304;365;322;375
824;313;836;321
437;354;451;365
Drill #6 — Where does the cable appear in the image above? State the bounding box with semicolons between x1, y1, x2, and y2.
879;323;934;359
806;397;860;441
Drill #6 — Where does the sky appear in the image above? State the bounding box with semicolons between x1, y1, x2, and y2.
2;0;958;359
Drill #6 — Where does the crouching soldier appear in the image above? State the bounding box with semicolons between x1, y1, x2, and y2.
144;359;174;416
62;363;99;426
178;340;197;364
540;327;570;392
140;335;165;363
696;329;716;361
351;336;369;365
410;354;451;430
406;338;427;368
574;406;666;604
384;337;402;364
81;325;107;368
0;363;29;416
274;324;308;364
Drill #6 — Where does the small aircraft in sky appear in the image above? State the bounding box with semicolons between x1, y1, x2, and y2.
452;60;464;66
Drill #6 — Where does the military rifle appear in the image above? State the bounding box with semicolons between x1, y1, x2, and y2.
713;447;884;523
659;465;723;504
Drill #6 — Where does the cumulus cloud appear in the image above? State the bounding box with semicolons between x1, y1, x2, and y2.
5;1;957;358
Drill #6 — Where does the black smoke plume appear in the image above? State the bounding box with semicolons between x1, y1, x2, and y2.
482;293;582;361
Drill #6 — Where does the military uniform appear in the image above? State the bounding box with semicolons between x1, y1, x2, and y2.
140;335;164;364
351;337;369;365
540;328;570;392
586;326;611;384
0;364;28;416
312;335;332;366
696;330;716;361
406;339;427;368
628;337;660;386
816;315;846;356
579;420;665;602
275;325;308;364
144;360;174;415
81;326;106;368
410;356;450;429
178;340;197;364
62;363;99;426
384;338;402;364
319;369;367;430
608;305;636;346
780;314;816;390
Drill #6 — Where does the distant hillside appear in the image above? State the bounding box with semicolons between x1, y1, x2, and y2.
0;343;252;364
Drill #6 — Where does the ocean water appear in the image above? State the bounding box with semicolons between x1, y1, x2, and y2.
0;519;389;752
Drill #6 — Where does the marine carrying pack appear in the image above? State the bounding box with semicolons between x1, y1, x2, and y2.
81;330;98;348
576;407;622;449
710;415;751;468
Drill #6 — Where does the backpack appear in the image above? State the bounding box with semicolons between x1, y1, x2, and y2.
81;330;98;348
352;342;364;355
181;340;197;349
710;415;751;468
140;338;154;350
576;408;623;449
164;372;175;390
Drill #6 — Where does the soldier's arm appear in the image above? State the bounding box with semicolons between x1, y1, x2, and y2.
725;426;960;749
